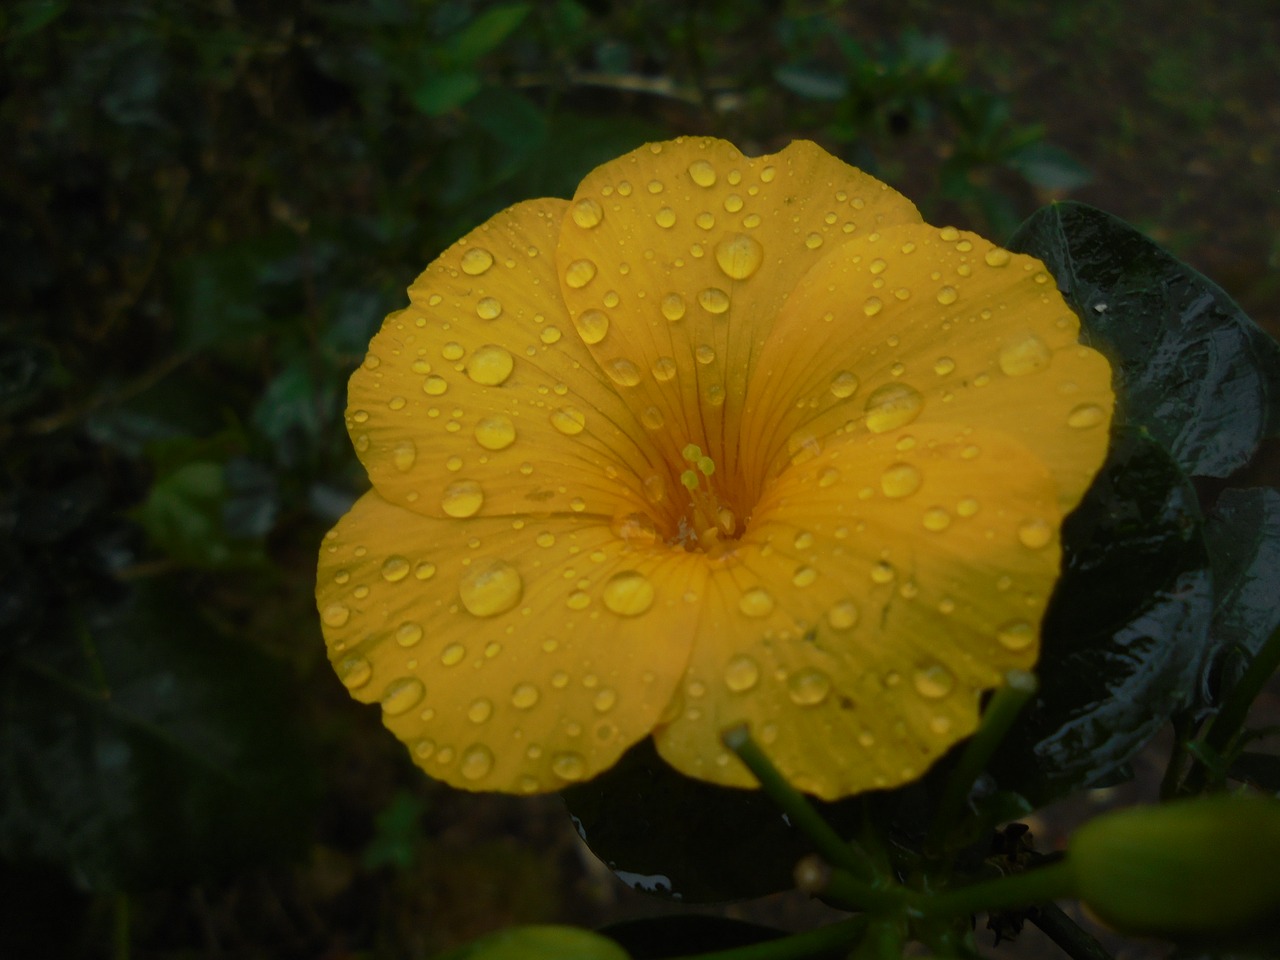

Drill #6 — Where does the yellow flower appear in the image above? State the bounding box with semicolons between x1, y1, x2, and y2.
316;137;1113;800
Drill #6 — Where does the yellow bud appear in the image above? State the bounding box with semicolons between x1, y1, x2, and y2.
1069;795;1280;938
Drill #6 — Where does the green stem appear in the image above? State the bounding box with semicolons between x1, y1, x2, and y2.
1030;902;1115;960
929;670;1038;851
723;726;878;882
913;859;1076;918
797;860;909;914
666;916;868;960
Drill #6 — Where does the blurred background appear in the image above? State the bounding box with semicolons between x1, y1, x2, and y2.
2;1;1278;957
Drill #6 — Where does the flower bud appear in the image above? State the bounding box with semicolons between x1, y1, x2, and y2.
1069;795;1280;937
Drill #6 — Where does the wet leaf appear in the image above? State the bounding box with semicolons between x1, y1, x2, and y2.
0;581;317;890
991;428;1212;805
1010;201;1280;478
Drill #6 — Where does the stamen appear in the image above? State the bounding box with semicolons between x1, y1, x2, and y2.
675;442;739;552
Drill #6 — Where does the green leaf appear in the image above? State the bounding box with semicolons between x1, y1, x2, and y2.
134;461;265;569
991;427;1212;805
1009;201;1280;478
774;64;850;101
0;581;316;890
435;924;629;960
1202;487;1280;675
410;69;482;117
361;789;427;871
451;3;531;65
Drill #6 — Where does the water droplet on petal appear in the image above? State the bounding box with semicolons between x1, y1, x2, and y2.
322;602;351;628
660;293;686;321
337;655;372;688
553;751;587;781
574;309;609;344
830;371;859;398
698;287;730;314
828;600;858;630
468;344;514;385
381;677;425;716
442;479;484;517
395;621;424;647
460;744;493;780
441;643;466;666
1018;518;1053;549
787;668;831;706
1067;403;1106;428
652;357;678;381
603;570;655;617
913;663;955;699
572;198;603;229
863;297;883;317
714;234;763;280
415;561;437;580
655;207;676;228
467;698;492;723
612;512;658;545
936;285;958;305
922;507;952;532
881;462;922;498
540;326;562;345
381;555;410;582
604;358;642;386
723;655;760;692
933;357;956;376
564;258;597;289
551;406;586;435
864;383;924;433
393;441;417;471
997;619;1036;651
460;247;494;276
984;247;1011;267
593;688;617;713
476;297;502;320
512;682;540;709
738;587;775;618
688;159;717;187
792;565;817;587
474;415;516;450
459;559;522;617
999;334;1052;376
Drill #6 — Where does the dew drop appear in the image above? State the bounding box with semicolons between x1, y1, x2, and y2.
540;326;562;345
695;344;716;365
395;621;424;648
869;258;887;275
593;688;617;713
1067;403;1106;429
564;258;597;289
381;555;410;582
759;165;776;183
380;677;425;716
655;207;676;228
660;293;686;321
830;370;859;398
936;285;958;305
933;357;956;376
863;297;883;317
913;663;955;699
688;159;717;187
468;345;514;386
393;441;417;472
440;643;465;666
787;668;831;706
922;507;952;532
817;467;839;488
999;334;1052;376
574;309;609;344
572;198;603;229
828;600;858;630
476;297;502;320
550;406;586;435
724;655;760;692
604;358;642;387
467;698;493;724
864;383;924;433
792;565;817;587
1018;518;1053;549
613;512;658;545
984;247;1011;267
881;462;923;498
460;744;494;781
474;415;517;450
337;655;371;689
442;479;484;517
870;561;895;584
512;682;540;709
996;619;1036;651
552;751;587;781
459;559;522;617
652;356;678;381
460;247;494;276
602;570;655;617
793;530;815;550
415;560;437;580
804;232;823;250
724;194;744;213
322;602;351;628
698;287;730;314
714;234;763;280
642;406;664;430
738;587;775;618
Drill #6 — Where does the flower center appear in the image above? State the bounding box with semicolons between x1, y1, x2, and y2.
676;444;740;555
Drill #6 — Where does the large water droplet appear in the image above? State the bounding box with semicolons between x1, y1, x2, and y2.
1018;517;1053;549
984;247;1011;267
828;600;858;630
476;297;502;320
881;462;923;498
996;619;1035;651
787;668;831;706
564;259;598;289
380;677;425;716
652;357;678;381
467;698;493;724
863;297;883;317
381;555;410;582
1067;403;1106;429
655;207;676;228
603;570;655;617
574;309;609;344
698;287;730;314
468;345;514;385
572;198;603;229
337;655;372;689
999;334;1052;376
460;247;494;276
550;406;586;435
714;234;763;280
552;751;587;781
936;285;958;305
459;559;522;617
322;602;351;628
738;587;775;618
395;621;424;647
511;682;540;710
460;744;494;781
723;655;760;692
864;383;924;433
688;159;717;187
474;415;516;450
393;441;417;471
442;479;484;517
660;293;686;321
604;358;642;386
830;371;859;398
913;663;955;700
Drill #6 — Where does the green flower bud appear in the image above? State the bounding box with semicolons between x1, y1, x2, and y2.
434;925;630;960
1069;795;1280;937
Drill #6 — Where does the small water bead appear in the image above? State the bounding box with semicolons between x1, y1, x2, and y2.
322;602;351;628
459;559;522;617
572;198;603;228
695;212;716;230
442;479;484;517
476;297;502;320
714;234;763;280
817;467;839;488
393;441;417;471
688;159;717;187
617;181;633;196
605;358;642;387
474;415;516;451
460;247;494;276
603;570;655;617
695;344;716;365
939;226;960;242
660;293;686;322
997;619;1036;651
564;259;598;289
738;587;775;618
705;382;726;406
388;395;407;411
828;600;858;630
793;531;815;551
881;462;922;498
913;664;955;699
593;689;617;713
788;668;831;706
440;643;466;666
574;309;609;344
1067;403;1106;429
922;507;952;532
998;334;1052;376
460;744;494;781
698;287;730;313
647;178;664;194
830;371;859;399
381;555;410;582
467;698;493;724
863;297;883;317
642;406;665;430
511;683;540;709
551;406;586;435
467;345;514;386
864;383;924;433
724;194;744;213
415;561;437;580
540;326;562;344
936;285;958;305
933;357;956;376
442;342;465;362
792;565;818;587
567;591;590;610
552;751;587;781
394;621;424;648
655;207;676;228
1018;518;1053;549
380;677;425;716
651;357;677;382
337;655;372;689
870;561;895;584
363;354;381;370
869;258;887;275
804;232;823;250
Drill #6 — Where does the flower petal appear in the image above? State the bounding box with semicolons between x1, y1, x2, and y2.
555;138;922;495
349;199;669;522
317;491;701;792
739;223;1113;514
652;424;1063;799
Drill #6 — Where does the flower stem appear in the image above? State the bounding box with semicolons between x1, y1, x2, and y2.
795;858;908;913
723;725;878;881
664;916;868;960
928;670;1038;852
1030;902;1116;960
912;859;1077;918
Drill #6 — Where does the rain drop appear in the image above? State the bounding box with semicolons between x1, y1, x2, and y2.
551;406;586;435
552;751;587;781
440;643;465;666
864;383;924;433
787;668;831;706
698;287;730;314
459;559;522;617
572;198;603;229
933;357;956;376
605;358;642;387
380;677;425;716
512;682;540;709
460;247;494;276
467;698;493;724
381;555;410;582
442;479;484;517
936;285;958;305
322;602;351;628
652;357;678;382
337;655;372;689
415;561;437;580
827;600;858;630
468;344;514;385
723;655;760;692
830;371;859;398
474;415;516;450
922;507;952;532
661;293;686;321
393;441;417;472
738;587;775;618
1067;403;1106;429
655;207;677;228
602;570;655;617
996;619;1036;651
688;159;717;187
593;689;617;713
575;309;609;344
714;234;764;280
476;297;502;320
999;334;1052;376
792;565;817;587
1018;518;1053;549
564;259;598;289
913;663;955;699
984;247;1011;267
395;622;424;647
460;744;494;781
881;462;922;498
